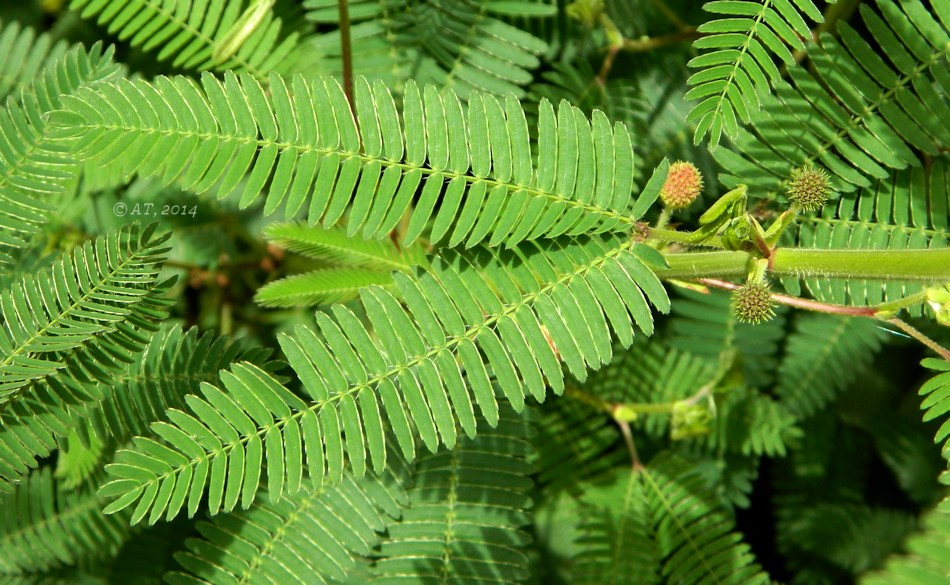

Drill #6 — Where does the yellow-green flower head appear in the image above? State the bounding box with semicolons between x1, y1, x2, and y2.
660;161;704;209
732;281;776;324
787;165;832;211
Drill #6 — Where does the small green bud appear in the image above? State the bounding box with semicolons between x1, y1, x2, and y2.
660;161;704;209
731;281;776;324
926;284;950;327
612;404;639;422
787;164;832;211
671;400;713;440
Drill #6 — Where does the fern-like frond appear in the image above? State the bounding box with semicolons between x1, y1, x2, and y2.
578;338;800;456
859;499;950;585
263;221;428;269
69;0;303;78
0;467;131;575
0;20;68;103
666;287;787;387
255;222;430;307
0;224;171;405
306;0;547;98
532;398;626;495
90;325;275;451
701;385;802;457
51;73;667;250
782;162;950;315
97;234;669;524
575;337;719;437
919;357;950;483
0;41;120;267
304;0;416;91
0;224;173;487
687;0;825;148
856;358;950;582
166;449;412;585
371;406;534;584
55;431;104;489
255;268;397;307
775;313;885;418
642;452;770;585
780;501;918;575
717;0;950;195
572;467;659;585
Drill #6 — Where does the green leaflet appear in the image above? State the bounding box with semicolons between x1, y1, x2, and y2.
642;453;771;585
781;163;950;314
859;499;950;585
166;446;413;585
69;0;301;78
371;406;534;584
98;234;669;524
573;467;660;585
0;224;173;488
0;39;120;269
51;73;663;250
919;358;950;483
775;313;886;418
687;0;825;147
717;0;950;194
304;0;548;99
0;19;68;103
255;221;430;307
212;0;277;64
0;467;131;574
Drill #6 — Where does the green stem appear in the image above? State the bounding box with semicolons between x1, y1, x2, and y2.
660;251;751;279
659;249;950;282
773;248;950;281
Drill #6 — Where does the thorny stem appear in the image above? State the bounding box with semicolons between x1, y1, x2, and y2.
695;278;878;317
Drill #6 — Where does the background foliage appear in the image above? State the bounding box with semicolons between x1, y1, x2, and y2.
0;1;948;584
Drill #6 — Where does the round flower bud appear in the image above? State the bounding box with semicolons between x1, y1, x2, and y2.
660;161;704;209
731;281;776;324
787;165;831;211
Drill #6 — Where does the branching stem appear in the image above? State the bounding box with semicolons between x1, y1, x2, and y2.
692;279;950;361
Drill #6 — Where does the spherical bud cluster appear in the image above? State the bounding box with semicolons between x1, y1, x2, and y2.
731;281;776;324
787;164;832;211
660;161;704;209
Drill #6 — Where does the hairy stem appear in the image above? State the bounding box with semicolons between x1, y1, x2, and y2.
696;278;877;317
659;249;950;282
